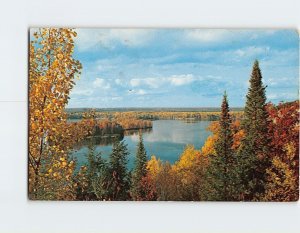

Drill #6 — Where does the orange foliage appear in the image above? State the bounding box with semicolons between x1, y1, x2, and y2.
201;120;244;155
29;28;89;200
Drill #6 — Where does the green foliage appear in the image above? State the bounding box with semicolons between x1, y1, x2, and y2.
107;140;131;200
206;92;239;201
238;60;271;201
75;141;109;201
131;133;149;200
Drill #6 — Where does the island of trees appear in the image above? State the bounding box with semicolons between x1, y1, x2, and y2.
29;28;299;201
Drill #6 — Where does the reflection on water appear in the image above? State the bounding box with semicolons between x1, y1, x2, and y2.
73;128;153;148
74;134;124;147
124;128;153;136
71;120;212;169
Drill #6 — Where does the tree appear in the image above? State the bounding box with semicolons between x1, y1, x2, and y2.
263;101;299;201
147;155;163;178
144;155;163;200
107;140;130;200
206;92;238;201
155;162;178;201
131;133;148;200
173;145;202;200
76;140;110;201
264;144;299;201
29;28;86;200
238;60;270;201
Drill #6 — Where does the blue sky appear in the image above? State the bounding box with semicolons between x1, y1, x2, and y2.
67;29;299;108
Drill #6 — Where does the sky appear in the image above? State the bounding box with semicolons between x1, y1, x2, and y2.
67;29;299;108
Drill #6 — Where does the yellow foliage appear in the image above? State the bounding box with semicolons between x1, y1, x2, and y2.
264;142;299;201
173;145;200;172
28;28;89;200
147;155;163;179
201;135;217;156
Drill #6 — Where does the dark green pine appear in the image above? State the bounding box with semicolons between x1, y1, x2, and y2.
239;60;271;201
108;140;130;200
135;133;148;179
131;133;148;200
206;91;238;201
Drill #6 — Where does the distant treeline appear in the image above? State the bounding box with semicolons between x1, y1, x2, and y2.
68;117;153;145
66;107;244;113
67;110;244;121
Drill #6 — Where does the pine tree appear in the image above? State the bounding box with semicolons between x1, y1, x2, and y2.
206;92;238;201
238;60;270;201
107;140;130;200
131;133;148;200
87;143;110;200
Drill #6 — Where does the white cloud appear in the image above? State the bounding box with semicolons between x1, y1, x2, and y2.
97;64;116;72
235;46;270;57
185;29;231;43
127;89;147;95
75;29;155;51
169;74;197;86
111;96;123;101
130;78;142;87
130;77;161;88
136;89;147;95
93;78;111;89
130;74;200;88
71;89;93;96
185;29;277;45
115;79;123;85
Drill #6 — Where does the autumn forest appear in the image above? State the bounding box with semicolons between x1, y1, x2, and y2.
29;28;299;201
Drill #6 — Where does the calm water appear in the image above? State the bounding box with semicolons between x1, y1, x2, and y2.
71;120;212;169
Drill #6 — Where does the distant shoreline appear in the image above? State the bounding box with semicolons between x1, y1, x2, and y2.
65;107;244;113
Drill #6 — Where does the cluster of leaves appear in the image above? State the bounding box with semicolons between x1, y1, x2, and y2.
29;28;95;200
263;101;299;201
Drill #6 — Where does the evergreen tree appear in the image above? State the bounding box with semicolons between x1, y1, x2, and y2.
131;133;148;200
107;140;130;200
206;92;238;201
76;139;109;201
238;60;270;201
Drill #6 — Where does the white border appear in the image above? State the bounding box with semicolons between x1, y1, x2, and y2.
0;0;299;232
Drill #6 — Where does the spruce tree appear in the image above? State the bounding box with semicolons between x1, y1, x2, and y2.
131;133;148;200
107;140;130;200
86;142;110;200
206;92;237;201
238;60;270;201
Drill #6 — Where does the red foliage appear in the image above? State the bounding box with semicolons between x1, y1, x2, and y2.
266;101;299;180
266;101;299;160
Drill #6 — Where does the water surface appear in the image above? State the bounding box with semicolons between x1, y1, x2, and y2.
72;120;212;169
